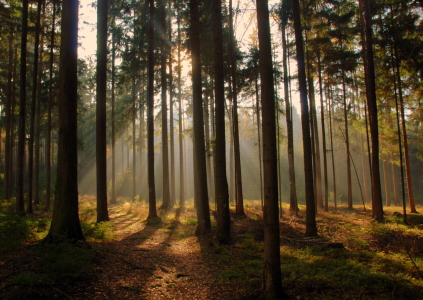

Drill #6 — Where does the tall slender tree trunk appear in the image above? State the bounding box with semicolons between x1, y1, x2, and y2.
132;76;137;201
363;0;383;222
27;0;43;214
169;25;175;208
177;4;185;209
328;89;337;210
45;1;55;210
281;23;297;214
317;51;328;212
160;0;171;210
4;32;14;201
292;0;317;237
110;16;117;205
256;0;289;298
394;43;417;213
213;0;230;243
96;0;109;222
34;2;46;207
229;0;244;216
44;0;85;242
147;0;159;222
17;0;29;214
342;72;353;209
391;154;400;206
383;157;391;206
190;0;211;235
255;71;264;209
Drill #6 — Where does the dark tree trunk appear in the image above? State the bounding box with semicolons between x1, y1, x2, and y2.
292;0;317;236
132;76;137;201
213;0;230;244
169;22;175;208
229;0;244;216
281;21;298;214
317;51;328;212
17;0;29;214
328;89;337;210
342;72;353;209
110;16;117;205
363;0;384;222
255;70;264;209
256;0;289;298
160;0;171;210
27;0;43;213
96;0;109;222
147;0;159;222
190;0;211;235
45;1;56;211
34;2;46;207
176;3;185;209
4;32;14;201
44;0;85;242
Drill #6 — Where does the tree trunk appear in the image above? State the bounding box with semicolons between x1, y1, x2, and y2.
4;31;14;201
342;72;353;209
34;2;46;207
160;0;171;210
27;0;43;214
383;157;391;206
110;16;117;205
16;0;29;214
213;0;230;243
363;0;384;222
190;0;211;235
96;0;109;222
177;4;185;209
317;50;328;212
328;88;337;210
255;69;264;209
292;0;317;237
44;0;85;242
147;0;159;222
391;154;400;206
229;0;244;216
132;76;137;201
45;2;56;211
256;0;289;298
169;23;175;208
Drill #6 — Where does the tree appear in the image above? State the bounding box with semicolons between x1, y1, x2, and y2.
44;0;85;242
16;0;29;214
256;0;289;298
362;0;384;222
147;0;160;223
190;0;211;236
96;0;109;222
229;0;245;216
213;0;230;243
292;0;317;237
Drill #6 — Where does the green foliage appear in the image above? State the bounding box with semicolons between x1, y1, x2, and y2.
81;221;116;241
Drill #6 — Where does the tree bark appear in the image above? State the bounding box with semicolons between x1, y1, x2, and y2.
256;0;289;298
96;0;109;222
190;0;211;235
147;0;159;222
17;0;29;214
44;0;85;242
293;0;317;236
213;0;230;243
363;0;384;222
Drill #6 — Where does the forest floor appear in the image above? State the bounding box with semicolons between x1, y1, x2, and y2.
1;197;423;299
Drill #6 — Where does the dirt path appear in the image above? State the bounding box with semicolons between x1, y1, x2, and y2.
74;206;222;300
